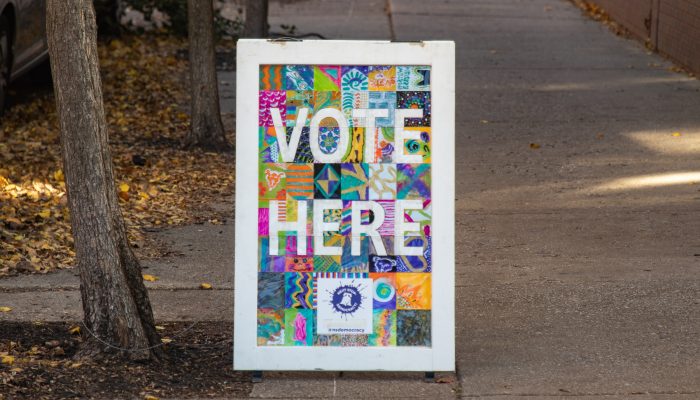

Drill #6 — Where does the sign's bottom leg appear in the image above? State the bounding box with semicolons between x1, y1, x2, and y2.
424;372;435;383
252;371;263;383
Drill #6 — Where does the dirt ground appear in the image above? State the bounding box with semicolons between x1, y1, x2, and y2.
0;321;252;399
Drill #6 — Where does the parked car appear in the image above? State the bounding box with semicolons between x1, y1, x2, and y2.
0;0;48;113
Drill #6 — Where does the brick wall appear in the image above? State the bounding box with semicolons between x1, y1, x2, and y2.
589;0;700;76
657;0;700;74
590;0;653;40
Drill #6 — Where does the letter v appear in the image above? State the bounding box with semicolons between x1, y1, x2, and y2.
271;107;309;162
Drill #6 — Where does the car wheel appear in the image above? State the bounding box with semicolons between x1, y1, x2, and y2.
0;16;10;115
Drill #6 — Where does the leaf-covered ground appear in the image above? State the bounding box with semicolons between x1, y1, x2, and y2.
0;321;252;399
0;36;235;276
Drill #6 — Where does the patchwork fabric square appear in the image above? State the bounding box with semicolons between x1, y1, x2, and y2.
258;273;285;308
341;163;369;200
368;163;397;200
260;65;286;90
364;127;395;163
314;66;341;91
342;91;369;127
285;127;314;163
341;66;369;91
313;255;342;272
286;164;314;199
313;92;342;127
403;127;431;163
396;66;431;91
368;92;397;127
259;236;285;272
369;254;397;273
285;309;314;346
259;163;286;199
371;273;397;310
344;127;366;163
368;66;396;91
285;255;314;272
397;91;431;127
341;236;368;272
285;65;314;90
257;64;433;348
397;235;431;273
397;310;431;346
286;90;314;126
257;309;284;345
285;272;314;309
396;273;431;310
397;164;431;199
317;127;341;156
376;201;395;236
405;199;432;237
259;90;286;127
314;163;341;199
369;309;397;346
369;235;394;257
259;127;280;163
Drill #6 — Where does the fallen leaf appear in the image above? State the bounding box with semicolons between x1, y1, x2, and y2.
529;143;541;149
38;208;51;219
143;274;158;282
155;325;165;331
145;395;160;400
672;132;681;137
68;325;81;335
1;355;14;365
200;283;212;290
0;306;12;312
70;362;82;369
119;182;130;192
160;337;172;344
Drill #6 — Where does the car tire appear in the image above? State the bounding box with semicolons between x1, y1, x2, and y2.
0;15;10;116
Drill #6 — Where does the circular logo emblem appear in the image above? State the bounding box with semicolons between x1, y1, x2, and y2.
331;285;362;315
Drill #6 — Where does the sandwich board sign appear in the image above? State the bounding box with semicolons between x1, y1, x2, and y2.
234;39;455;371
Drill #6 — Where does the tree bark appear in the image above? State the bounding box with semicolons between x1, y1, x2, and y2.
46;0;162;361
244;0;269;38
185;0;229;150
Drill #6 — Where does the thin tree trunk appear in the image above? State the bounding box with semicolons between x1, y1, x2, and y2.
46;0;162;361
185;0;228;150
244;0;269;38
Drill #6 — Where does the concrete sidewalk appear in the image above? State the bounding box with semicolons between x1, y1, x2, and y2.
3;0;700;398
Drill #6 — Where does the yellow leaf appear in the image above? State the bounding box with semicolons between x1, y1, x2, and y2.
1;355;14;365
53;170;64;182
70;362;82;369
529;143;541;149
119;182;130;193
200;283;212;290
143;274;158;282
38;208;51;219
145;395;160;400
155;325;166;331
160;337;172;344
672;132;681;137
0;306;12;312
68;325;81;335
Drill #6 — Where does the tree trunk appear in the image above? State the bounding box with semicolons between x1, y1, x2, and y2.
46;0;162;361
244;0;269;38
185;0;228;150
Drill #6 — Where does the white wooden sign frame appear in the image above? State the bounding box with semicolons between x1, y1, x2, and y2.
234;39;455;371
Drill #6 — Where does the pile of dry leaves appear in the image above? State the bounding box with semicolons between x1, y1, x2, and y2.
0;35;235;277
